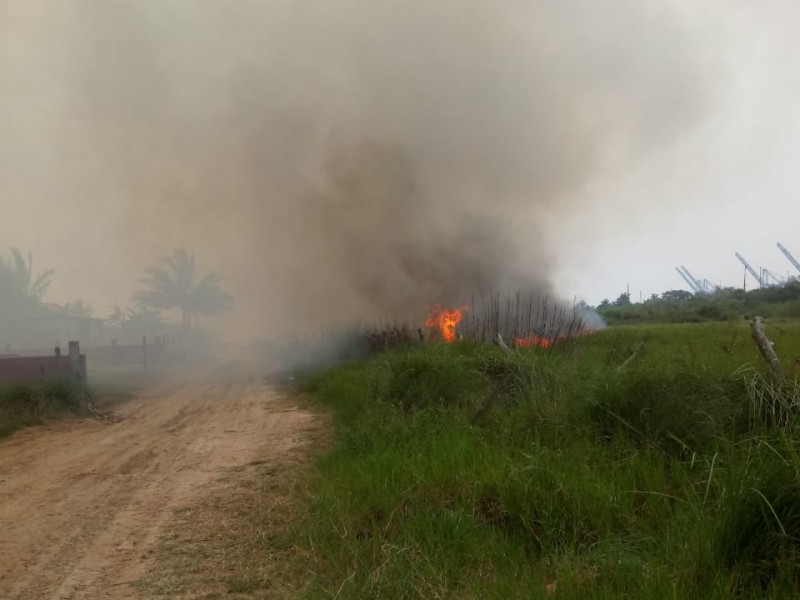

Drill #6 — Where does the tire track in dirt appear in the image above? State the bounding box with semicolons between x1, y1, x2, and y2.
0;378;313;599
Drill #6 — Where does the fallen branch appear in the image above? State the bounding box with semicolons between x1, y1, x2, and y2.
85;391;124;423
618;342;645;371
751;316;782;378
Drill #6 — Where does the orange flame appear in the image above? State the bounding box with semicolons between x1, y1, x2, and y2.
514;333;552;348
425;304;468;342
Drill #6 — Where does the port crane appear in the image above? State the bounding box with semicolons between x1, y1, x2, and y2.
777;243;800;276
675;266;701;293
761;268;785;286
735;252;787;287
675;265;715;293
735;252;765;287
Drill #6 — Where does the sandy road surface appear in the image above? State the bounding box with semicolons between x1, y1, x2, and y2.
0;379;313;599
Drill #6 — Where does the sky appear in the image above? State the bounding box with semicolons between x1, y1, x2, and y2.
1;1;800;335
552;1;800;303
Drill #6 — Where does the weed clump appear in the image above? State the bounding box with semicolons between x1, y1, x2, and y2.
380;350;488;412
590;371;749;455
717;456;800;594
0;377;83;437
743;369;800;429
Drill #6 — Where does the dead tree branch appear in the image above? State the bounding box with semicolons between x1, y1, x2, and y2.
495;333;513;354
618;342;645;372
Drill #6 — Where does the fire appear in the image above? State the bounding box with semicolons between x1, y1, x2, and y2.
514;333;552;348
425;304;468;342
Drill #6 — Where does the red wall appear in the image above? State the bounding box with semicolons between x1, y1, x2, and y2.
0;356;75;382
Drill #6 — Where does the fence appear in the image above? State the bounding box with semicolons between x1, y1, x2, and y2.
0;341;86;383
85;337;166;370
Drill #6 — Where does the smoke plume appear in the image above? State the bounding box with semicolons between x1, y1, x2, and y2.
0;1;722;336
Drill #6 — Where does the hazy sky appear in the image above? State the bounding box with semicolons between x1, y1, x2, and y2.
2;1;800;334
553;1;800;303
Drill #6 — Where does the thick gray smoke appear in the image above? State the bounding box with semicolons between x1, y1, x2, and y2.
1;1;722;336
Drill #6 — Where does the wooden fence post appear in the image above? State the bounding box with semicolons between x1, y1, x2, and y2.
68;340;88;414
68;341;80;379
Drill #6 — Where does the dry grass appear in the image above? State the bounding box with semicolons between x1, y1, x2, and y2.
134;399;331;599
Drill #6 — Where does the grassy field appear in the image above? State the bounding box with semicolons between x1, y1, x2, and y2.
299;318;800;598
0;377;85;438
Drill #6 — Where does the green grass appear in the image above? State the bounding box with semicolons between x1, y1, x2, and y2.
0;377;85;438
298;319;800;598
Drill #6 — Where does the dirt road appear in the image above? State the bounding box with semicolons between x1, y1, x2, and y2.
0;379;314;599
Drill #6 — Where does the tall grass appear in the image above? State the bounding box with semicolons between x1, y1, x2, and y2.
0;377;84;438
298;319;800;598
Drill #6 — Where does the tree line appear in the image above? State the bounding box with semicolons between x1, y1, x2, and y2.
596;283;800;324
0;247;232;332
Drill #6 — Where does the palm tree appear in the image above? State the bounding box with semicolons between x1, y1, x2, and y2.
124;306;165;332
134;249;233;330
61;298;94;317
105;305;128;331
0;247;53;319
106;305;166;341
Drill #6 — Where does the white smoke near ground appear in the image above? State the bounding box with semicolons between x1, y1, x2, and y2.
0;1;726;338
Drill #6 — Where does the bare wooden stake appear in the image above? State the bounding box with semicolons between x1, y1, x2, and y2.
751;316;782;378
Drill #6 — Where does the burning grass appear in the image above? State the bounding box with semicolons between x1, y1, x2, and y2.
298;319;800;598
457;292;598;345
249;294;598;379
365;292;599;352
